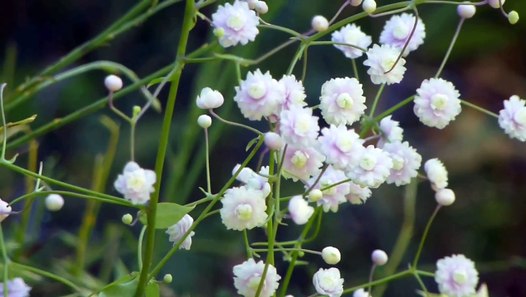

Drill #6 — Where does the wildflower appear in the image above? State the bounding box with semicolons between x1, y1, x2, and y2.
383;141;422;186
377;116;404;148
322;246;341;265
379;13;426;56
317;125;364;170
220;186;267;231
166;214;195;250
288;195;314;225
435;188;456;206
435;254;479;297
197;114;212;128
279;75;307;110
104;75;123;92
413;78;461;129
0;199;12;222
457;3;476;19
282;145;325;181
312;267;344;297
307;166;350;213
424;158;448;191
371;249;389;266
346;145;393;188
331;24;372;59
233;258;281;297
196;87;224;109
0;278;31;297
212;1;260;47
319;77;367;126
114;161;156;205
312;15;329;32
45;194;64;211
345;182;372;204
234;69;285;121
232;164;271;197
363;44;406;85
280;105;320;147
498;95;526;141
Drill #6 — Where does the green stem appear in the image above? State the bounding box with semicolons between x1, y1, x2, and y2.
412;205;441;268
352;58;360;81
369;83;386;118
0;225;9;297
342;269;412;294
435;18;464;78
204;128;211;193
10;262;83;293
373;95;415;122
461;99;499;118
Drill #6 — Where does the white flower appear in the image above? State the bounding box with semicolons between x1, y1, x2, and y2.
424;158;448;191
435;254;479;297
307;166;350;213
312;15;329;32
0;199;12;222
498;95;526;141
353;289;369;297
379;13;426;56
114;161;156;205
331;24;372;59
233;258;281;297
45;194;64;211
196;87;224;109
279;75;307;110
371;249;389;266
232;164;271;198
320;77;367;126
212;0;260;47
345;182;372;204
0;278;31;297
264;132;284;150
346;145;393;188
383;141;422;186
234;69;285;121
413;78;461;129
313;267;344;297
104;75;123;92
166;214;195;250
322;246;341;265
220;186;267;231
435;188;456;206
282;145;325;181
317;125;364;170
377;116;404;148
288;195;314;225
363;44;406;85
280;105;320;147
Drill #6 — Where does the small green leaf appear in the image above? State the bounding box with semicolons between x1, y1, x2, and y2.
98;274;138;297
245;137;258;151
145;281;160;297
139;202;194;229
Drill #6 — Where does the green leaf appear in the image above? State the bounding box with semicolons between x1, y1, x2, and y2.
245;137;258;151
147;77;167;88
139;202;194;229
98;274;138;297
145;281;160;297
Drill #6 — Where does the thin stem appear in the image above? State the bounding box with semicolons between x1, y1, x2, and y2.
138;226;147;270
461;99;499;118
435;18;464;78
412;205;441;268
369;83;386;118
204;128;211;193
329;0;351;24
0;84;7;160
0;225;9;297
130;122;136;161
243;230;253;258
383;8;418;74
352;58;360;81
10;262;82;293
287;43;307;76
368;264;377;297
374;96;415;122
209;109;263;135
342;269;412;294
258;22;303;38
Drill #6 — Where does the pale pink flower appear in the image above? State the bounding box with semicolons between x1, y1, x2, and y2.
233;258;281;297
282;145;325;181
331;24;372;59
166;214;195;250
346;145;393;188
280;105;320;147
0;278;31;297
288;195;314;225
345;182;372;204
313;267;344;297
379;13;426;56
317;125;364;170
363;44;406;85
498;95;526;142
114;161;156;205
383;141;422;186
377;116;404;148
232;164;271;198
212;1;260;47
220;186;268;231
413;78;461;129
307;166;350;213
320;77;367;126
435;254;479;297
279;75;307;110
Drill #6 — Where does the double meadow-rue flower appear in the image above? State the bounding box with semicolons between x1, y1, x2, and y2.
233;258;281;297
498;95;526;142
282;145;325;181
234;69;285;121
220;186;268;231
331;24;372;59
377;115;404;148
0;198;12;222
347;145;393;188
307;166;350;213
279;74;307;110
196;87;224;109
0;278;31;297
165;214;195;250
212;0;260;47
413;78;462;129
288;195;314;225
363;44;406;85
312;267;344;297
435;254;479;297
424;158;448;191
345;181;372;204
279;105;320;147
380;13;426;56
114;161;156;205
383;141;422;186
232;164;271;197
319;77;367;126
317;125;364;170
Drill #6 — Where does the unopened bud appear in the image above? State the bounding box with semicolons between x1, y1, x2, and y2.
255;1;268;14
350;0;363;6
163;274;173;284
122;213;133;225
435;188;456;206
487;0;505;8
264;132;283;150
362;0;377;13
104;75;123;92
371;249;388;266
508;11;519;24
197;114;212;128
133;105;142;117
457;3;476;19
45;194;64;212
311;15;329;32
308;189;323;202
322;246;341;265
0;199;12;222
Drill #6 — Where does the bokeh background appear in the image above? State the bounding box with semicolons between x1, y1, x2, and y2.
1;0;526;296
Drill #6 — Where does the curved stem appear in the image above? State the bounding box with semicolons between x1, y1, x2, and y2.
435;18;465;78
412;205;441;268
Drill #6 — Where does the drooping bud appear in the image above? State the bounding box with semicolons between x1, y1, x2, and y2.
104;75;123;92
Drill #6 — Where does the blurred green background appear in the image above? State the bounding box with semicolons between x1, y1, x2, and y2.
1;0;526;296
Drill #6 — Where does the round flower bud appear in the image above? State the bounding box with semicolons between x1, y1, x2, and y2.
322;246;341;265
435;188;455;206
350;0;363;6
353;289;369;297
371;249;388;266
196;87;224;110
308;189;323;202
362;0;377;13
163;274;173;284
197;114;212;128
247;0;258;9
132;105;142;118
104;75;123;92
311;15;329;32
508;11;519;24
264;132;283;150
457;3;476;19
45;194;64;211
122;213;133;225
0;199;12;222
255;1;268;14
487;0;505;8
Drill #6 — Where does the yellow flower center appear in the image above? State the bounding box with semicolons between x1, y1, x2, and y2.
291;151;308;168
226;13;246;31
248;82;266;99
431;94;448;111
336;93;353;109
235;204;253;221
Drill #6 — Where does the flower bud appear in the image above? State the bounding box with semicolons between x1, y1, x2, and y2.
255;1;268;14
353;289;369;297
0;199;12;222
322;246;341;265
163;274;173;284
487;0;505;8
457;3;476;19
104;75;123;92
362;0;377;13
122;213;134;225
133;105;142;118
435;188;455;206
247;0;258;9
288;195;314;225
350;0;363;6
264;132;283;150
311;15;329;32
45;194;64;212
308;189;323;202
508;11;519;24
196;87;224;109
371;249;388;266
197;114;212;128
